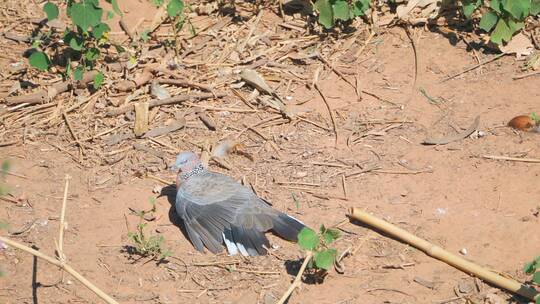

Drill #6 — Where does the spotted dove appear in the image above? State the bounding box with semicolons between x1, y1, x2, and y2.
170;152;305;256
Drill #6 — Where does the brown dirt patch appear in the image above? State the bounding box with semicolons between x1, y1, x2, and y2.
1;1;539;304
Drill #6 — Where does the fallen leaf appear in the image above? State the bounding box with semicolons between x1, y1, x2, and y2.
499;33;534;60
150;81;170;100
397;0;439;19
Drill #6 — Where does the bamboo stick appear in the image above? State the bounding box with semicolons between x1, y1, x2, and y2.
349;207;539;301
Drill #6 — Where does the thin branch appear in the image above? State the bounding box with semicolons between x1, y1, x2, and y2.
482;155;540;163
314;83;338;146
0;237;119;304
275;251;313;304
57;175;71;262
440;54;506;83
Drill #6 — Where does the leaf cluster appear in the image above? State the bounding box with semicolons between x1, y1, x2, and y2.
310;0;539;46
29;0;125;88
314;0;370;29
297;225;341;271
463;0;540;44
523;256;540;304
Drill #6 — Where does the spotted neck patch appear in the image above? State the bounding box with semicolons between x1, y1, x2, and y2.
180;163;206;181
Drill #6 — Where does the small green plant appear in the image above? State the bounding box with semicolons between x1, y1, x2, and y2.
147;0;195;55
531;112;540;125
463;0;540;45
297;225;341;271
523;256;540;303
28;0;124;87
127;198;171;260
313;0;371;29
0;160;10;197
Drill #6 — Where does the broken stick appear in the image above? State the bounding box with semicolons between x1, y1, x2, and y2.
348;208;539;301
106;92;226;116
5;71;99;105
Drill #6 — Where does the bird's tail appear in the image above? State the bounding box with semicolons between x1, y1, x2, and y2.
272;213;306;241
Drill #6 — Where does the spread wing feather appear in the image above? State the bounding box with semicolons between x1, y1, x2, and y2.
176;171;304;256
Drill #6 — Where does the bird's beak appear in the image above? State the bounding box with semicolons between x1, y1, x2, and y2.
169;164;179;172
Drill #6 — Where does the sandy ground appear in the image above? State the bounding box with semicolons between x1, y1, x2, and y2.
1;1;539;304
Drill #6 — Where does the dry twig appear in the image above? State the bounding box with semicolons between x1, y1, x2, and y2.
275;252;313;304
481;155;540;163
106;92;226;116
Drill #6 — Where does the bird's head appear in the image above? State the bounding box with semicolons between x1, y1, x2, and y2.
170;152;206;186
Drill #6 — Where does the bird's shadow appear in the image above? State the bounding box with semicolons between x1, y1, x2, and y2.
159;184;191;243
284;258;327;285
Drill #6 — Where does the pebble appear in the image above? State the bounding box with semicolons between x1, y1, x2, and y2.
458;279;474;293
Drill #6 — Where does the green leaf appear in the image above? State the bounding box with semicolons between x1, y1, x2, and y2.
490;18;513;44
479;11;498;31
491;0;502;13
85;48;100;61
462;0;481;18
64;32;84;51
352;0;370;17
532;0;540;15
31;39;42;48
69;0;103;32
44;2;59;21
111;0;123;16
92;22;110;39
29;51;50;71
524;261;536;274
333;0;350;21
323;228;341;245
533;271;540;284
0;185;8;196
291;193;300;209
140;29;150;42
114;44;126;53
1;161;10;174
314;249;337;270
297;227;319;251
152;0;165;7
174;16;186;31
507;18;524;33
315;0;333;29
73;66;84;81
531;112;540;124
107;11;114;19
537;296;540;304
502;0;530;19
167;0;184;17
65;59;72;78
189;22;196;37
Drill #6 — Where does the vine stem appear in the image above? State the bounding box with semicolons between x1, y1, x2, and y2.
275;251;313;304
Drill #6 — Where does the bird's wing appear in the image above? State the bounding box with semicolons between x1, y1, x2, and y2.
176;172;275;256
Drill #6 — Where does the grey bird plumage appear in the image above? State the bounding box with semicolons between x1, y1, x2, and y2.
171;152;305;256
